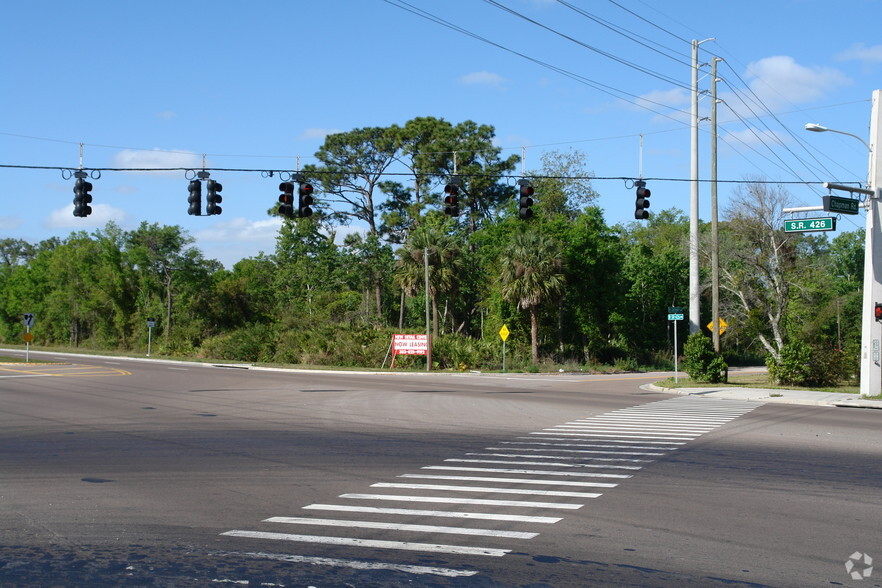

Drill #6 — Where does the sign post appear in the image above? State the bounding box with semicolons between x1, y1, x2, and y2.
23;313;35;363
499;325;510;373
667;307;683;382
146;318;156;357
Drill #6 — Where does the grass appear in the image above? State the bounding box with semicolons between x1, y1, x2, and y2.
655;372;863;395
0;355;58;364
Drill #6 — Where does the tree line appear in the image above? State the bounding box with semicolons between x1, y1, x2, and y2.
0;117;865;375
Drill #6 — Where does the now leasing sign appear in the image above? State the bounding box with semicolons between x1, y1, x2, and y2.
392;334;428;355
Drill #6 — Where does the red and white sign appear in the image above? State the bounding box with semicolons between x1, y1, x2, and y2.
392;334;428;355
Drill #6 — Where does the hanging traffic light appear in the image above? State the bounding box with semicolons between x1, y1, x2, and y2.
875;302;882;322
443;180;460;216
635;180;650;220
518;179;534;220
72;172;93;218
279;182;295;218
187;179;202;216
206;180;223;215
298;181;314;218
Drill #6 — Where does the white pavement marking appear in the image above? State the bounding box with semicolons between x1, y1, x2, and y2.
220;530;510;557
398;474;618;488
465;452;652;462
371;482;603;499
504;440;678;450
263;517;539;539
534;431;695;440
422;465;632;479
487;446;665;456
233;551;478;577
444;459;642;470
302;504;563;523
558;424;715;433
339;493;584;509
523;436;686;445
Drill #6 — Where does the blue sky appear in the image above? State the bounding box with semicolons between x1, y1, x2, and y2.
2;0;880;268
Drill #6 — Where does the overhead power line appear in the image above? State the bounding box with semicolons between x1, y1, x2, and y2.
482;0;690;90
0;162;852;187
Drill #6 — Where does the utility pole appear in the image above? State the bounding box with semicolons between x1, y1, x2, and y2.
861;90;882;397
710;57;722;352
689;39;713;334
690;39;701;335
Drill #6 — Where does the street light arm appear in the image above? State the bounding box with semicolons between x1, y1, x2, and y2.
804;123;872;152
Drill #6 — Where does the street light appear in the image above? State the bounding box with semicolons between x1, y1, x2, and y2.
805;92;881;398
805;123;872;151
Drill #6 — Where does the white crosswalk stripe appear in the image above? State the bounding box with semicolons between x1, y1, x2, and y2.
219;396;759;578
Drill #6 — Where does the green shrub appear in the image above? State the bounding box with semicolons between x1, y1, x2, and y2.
682;332;727;383
767;340;810;386
768;340;848;387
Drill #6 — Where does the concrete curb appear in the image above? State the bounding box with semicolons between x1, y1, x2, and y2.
644;383;882;409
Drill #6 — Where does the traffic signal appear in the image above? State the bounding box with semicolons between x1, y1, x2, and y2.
72;175;93;217
443;182;460;216
635;180;650;220
278;182;295;218
187;180;202;216
298;181;314;218
206;180;223;215
518;179;534;219
875;302;882;322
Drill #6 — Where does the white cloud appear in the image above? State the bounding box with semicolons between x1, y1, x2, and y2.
44;203;129;230
192;217;283;269
722;127;788;149
458;71;509;89
155;110;176;120
627;87;692;123
837;43;882;63
194;217;282;244
743;56;849;110
111;148;203;176
0;216;24;230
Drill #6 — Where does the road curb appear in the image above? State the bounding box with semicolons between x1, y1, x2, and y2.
643;383;882;409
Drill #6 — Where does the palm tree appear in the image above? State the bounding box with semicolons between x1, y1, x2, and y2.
499;229;566;364
393;224;462;337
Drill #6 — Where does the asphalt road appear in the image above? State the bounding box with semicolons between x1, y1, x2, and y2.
0;350;880;587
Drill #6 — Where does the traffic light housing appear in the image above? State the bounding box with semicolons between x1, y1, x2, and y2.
279;182;295;218
635;180;650;220
518;179;534;220
187;180;202;216
443;181;460;216
875;302;882;322
206;180;223;215
298;181;314;218
72;173;93;217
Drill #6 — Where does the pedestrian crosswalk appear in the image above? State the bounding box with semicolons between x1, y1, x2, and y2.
219;396;759;578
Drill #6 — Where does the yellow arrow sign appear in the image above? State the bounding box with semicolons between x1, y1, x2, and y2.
499;324;510;342
707;318;728;335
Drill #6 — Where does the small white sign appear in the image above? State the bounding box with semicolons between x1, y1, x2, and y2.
23;313;35;328
147;318;156;328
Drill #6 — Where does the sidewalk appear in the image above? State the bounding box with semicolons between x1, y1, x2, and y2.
645;383;882;409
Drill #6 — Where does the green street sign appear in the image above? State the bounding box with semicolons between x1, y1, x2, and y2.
823;195;859;215
783;217;836;233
